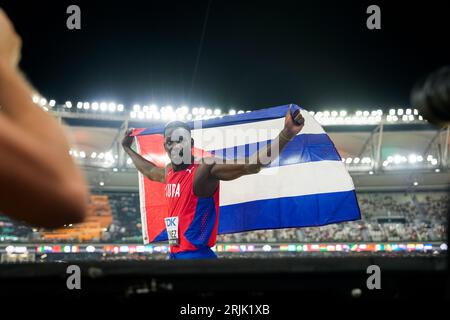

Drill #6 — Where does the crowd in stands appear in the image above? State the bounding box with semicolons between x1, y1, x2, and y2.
0;191;447;243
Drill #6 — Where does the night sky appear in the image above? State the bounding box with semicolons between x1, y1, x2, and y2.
2;0;449;111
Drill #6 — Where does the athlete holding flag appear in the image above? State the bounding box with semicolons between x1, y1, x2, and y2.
122;108;305;259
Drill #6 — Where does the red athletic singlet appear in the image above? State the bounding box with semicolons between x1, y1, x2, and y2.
165;163;220;254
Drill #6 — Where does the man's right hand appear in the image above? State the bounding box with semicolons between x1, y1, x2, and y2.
122;128;135;148
0;9;22;69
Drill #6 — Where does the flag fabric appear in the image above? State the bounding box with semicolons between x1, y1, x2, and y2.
132;104;361;244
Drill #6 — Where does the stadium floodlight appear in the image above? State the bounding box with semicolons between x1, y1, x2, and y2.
408;154;417;163
435;168;441;173
413;181;419;186
397;108;404;116
113;168;118;172
127;158;132;165
387;156;393;162
331;111;338;117
355;110;362;117
394;155;402;164
65;101;72;108
345;157;353;164
339;110;347;117
309;111;315;116
146;112;152;119
91;152;97;159
192;107;199;115
32;95;40;104
117;104;124;112
154;112;161;120
186;114;193;120
206;108;213;116
418;115;424;121
76;102;83;109
427;155;433;161
431;159;438;166
363;111;370;117
99;182;105;186
79;151;86;159
386;115;392;122
229;109;236;115
100;102;107;111
138;112;145;119
98;153;105;160
377;109;383;116
353;157;360;164
392;115;399;122
413;109;419;116
408;115;414;121
92;102;99;111
143;105;149;112
49;100;56;107
417;155;424;162
108;103;116;112
237;110;245;114
389;109;395;116
406;109;412;115
371;110;377;116
133;104;141;112
42;107;49;112
382;161;388;167
39;98;47;106
214;109;221;116
83;102;90;110
323;110;330;117
105;152;114;161
402;115;408;121
199;107;206;115
369;171;374;175
130;111;137;119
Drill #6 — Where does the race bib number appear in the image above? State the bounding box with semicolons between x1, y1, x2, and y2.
164;216;179;246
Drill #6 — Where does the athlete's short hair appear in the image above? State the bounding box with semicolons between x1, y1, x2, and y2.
164;121;191;137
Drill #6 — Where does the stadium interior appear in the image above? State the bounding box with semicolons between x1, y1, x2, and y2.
1;102;448;262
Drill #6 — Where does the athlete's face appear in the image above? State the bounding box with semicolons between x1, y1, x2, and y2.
164;127;193;165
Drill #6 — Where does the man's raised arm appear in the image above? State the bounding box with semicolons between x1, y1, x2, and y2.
122;129;166;183
207;108;305;181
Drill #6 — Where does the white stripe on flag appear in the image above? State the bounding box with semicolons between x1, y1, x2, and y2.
219;160;355;206
191;110;324;150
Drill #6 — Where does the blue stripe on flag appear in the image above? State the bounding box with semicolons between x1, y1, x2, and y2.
217;190;361;234
209;133;341;167
136;104;301;136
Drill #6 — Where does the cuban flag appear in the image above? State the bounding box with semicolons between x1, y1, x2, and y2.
132;104;360;244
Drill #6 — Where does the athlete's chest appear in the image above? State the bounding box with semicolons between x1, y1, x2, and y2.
165;166;196;200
